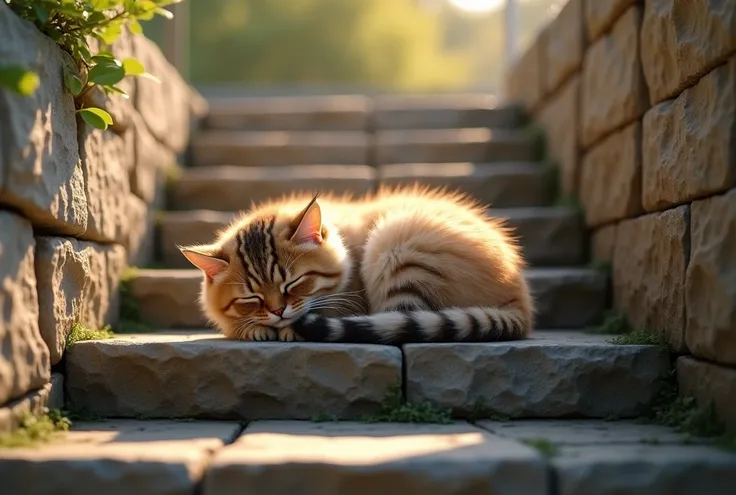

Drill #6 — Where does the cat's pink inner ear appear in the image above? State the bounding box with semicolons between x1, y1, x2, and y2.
291;200;323;245
181;249;228;279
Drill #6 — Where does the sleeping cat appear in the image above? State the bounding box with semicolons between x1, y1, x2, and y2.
180;186;535;344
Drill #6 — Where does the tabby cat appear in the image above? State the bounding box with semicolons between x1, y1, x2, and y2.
180;186;534;344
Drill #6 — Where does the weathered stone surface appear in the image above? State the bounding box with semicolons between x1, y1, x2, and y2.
204;421;547;495
581;5;648;147
172;165;376;212
678;356;736;433
123;193;154;265
642;59;736;211
0;419;240;495
192;130;369;167
379;163;551;208
48;373;64;411
0;4;86;236
591;223;617;263
555;443;736;495
613;206;689;351
159;211;234;268
686;189;736;365
641;0;736;104
544;0;584;93
206;95;370;131
0;382;50;435
584;0;637;41
66;333;401;419
34;236;126;365
537;75;580;195
376;128;536;164
505;30;545;110
0;213;49;406
127;270;204;328
580;122;642;226
131;112;175;205
405;332;669;418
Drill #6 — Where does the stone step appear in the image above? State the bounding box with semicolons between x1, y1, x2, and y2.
168;162;551;212
375;128;538;164
157;206;584;269
191;130;370;167
126;268;607;330
204;95;370;131
65;331;663;420
169;164;376;212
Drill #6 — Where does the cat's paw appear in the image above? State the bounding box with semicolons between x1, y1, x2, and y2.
244;326;277;341
278;327;303;342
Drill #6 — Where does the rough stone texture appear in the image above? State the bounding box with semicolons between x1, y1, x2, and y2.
0;213;49;406
642;59;736;211
172;165;376;212
686;189;736;365
613;206;689;352
544;0;584;93
131;112;175;205
34;236;126;365
405;332;669;418
536;75;580;195
584;0;637;41
48;373;64;411
677;356;736;433
206;95;370;131
123;193;155;265
127;270;205;328
505;30;545;111
159;211;234;268
192;130;369;167
641;0;736;104
591;223;617;263
375;128;536;164
66;333;402;419
0;420;240;495
0;4;87;236
204;421;547;495
0;382;50;435
581;5;649;147
379;163;551;208
580;122;642;226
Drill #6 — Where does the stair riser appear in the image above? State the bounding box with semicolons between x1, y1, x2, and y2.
205;110;369;132
191;142;369;167
373;107;526;130
375;140;537;165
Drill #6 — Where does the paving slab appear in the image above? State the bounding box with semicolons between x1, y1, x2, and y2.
372;98;526;130
202;421;547;495
0;419;240;495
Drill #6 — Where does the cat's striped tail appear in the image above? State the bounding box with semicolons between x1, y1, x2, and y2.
290;307;531;345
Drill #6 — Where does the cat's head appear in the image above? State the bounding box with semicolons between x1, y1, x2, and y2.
179;196;351;338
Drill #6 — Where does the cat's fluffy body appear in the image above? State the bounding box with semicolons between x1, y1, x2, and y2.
180;186;535;345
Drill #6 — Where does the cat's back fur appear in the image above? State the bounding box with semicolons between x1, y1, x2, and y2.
180;185;535;345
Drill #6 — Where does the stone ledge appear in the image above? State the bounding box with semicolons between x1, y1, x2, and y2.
0;383;50;435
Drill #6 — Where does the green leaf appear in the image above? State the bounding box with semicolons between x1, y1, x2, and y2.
128;17;142;35
122;57;145;76
97;20;123;44
64;73;84;96
91;53;115;63
106;85;129;99
33;4;49;24
77;107;113;130
137;72;161;84
87;60;125;86
154;7;174;19
0;65;40;97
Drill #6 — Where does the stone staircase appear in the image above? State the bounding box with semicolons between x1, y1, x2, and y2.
4;94;735;494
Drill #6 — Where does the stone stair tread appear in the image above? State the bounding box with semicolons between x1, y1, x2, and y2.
126;267;607;330
158;206;584;268
65;331;666;421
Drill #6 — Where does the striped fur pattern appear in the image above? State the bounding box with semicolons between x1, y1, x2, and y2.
179;185;535;344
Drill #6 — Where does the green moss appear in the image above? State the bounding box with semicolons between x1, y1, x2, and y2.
587;259;612;274
610;330;669;349
585;310;632;335
117;266;153;334
165;162;183;187
310;414;339;423
522;438;559;457
362;382;452;424
0;408;71;449
553;193;583;213
466;397;510;423
523;122;547;160
66;322;114;348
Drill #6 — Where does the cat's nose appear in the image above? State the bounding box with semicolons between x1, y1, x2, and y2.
271;306;286;317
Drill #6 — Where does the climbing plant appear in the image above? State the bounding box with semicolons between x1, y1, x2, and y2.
1;0;180;130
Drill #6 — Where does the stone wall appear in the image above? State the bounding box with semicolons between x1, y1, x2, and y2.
0;4;206;432
505;0;736;430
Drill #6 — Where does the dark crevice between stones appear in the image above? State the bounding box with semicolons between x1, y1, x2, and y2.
193;422;247;495
547;462;560;495
399;346;409;406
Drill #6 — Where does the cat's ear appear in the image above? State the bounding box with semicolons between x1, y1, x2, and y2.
290;196;323;245
179;245;228;280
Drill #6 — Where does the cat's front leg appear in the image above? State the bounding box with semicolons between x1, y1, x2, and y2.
243;326;277;341
278;326;304;342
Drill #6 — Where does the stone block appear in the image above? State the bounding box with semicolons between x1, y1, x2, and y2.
685;189;736;365
0;383;50;435
34;236;126;365
678;356;736;433
0;212;49;406
123;192;154;265
66;333;402;420
584;0;637;41
537;75;580;194
505;31;545;111
203;421;548;495
613;206;689;351
641;0;736;104
592;223;617;263
642;59;736;211
580;122;642;226
0;4;87;236
544;0;584;93
131;112;175;205
48;373;64;411
581;5;648;147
